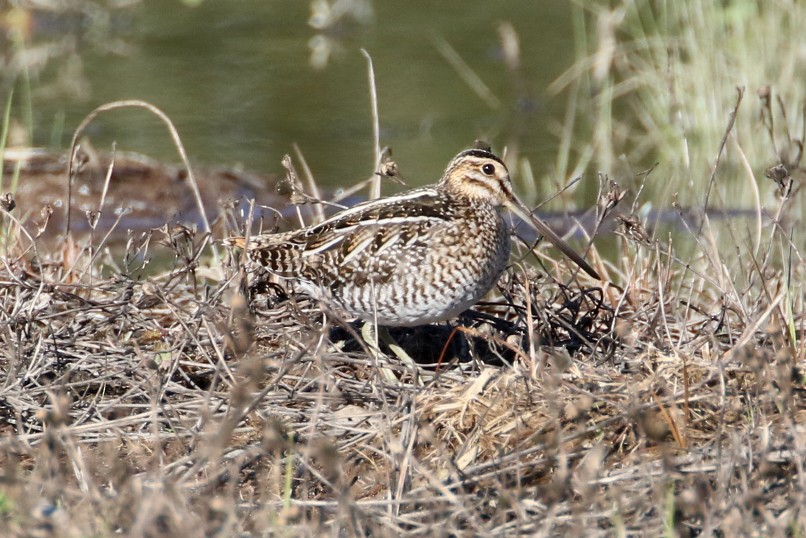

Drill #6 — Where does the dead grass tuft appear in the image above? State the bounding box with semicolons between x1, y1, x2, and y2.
0;154;804;535
2;4;806;530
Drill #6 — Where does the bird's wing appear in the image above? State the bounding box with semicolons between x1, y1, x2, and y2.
228;187;453;280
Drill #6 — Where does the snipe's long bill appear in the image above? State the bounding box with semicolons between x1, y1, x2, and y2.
227;148;599;327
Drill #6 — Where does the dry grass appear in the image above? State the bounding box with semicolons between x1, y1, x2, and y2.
0;137;804;537
2;2;806;536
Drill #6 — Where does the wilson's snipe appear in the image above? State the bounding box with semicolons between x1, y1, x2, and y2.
227;148;599;327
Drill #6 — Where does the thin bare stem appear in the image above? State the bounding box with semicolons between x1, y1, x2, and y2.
361;49;382;200
65;100;217;261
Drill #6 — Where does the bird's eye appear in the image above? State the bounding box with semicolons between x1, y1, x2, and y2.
482;163;495;175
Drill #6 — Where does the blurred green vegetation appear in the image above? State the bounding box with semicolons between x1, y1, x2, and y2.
1;0;803;210
558;0;804;207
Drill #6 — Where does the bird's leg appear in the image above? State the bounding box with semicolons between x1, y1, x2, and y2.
376;327;422;387
360;322;421;386
360;321;398;385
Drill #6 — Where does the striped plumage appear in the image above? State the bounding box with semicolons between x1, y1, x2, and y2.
227;148;599;327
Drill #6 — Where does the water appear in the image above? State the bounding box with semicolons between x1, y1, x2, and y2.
8;0;578;200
